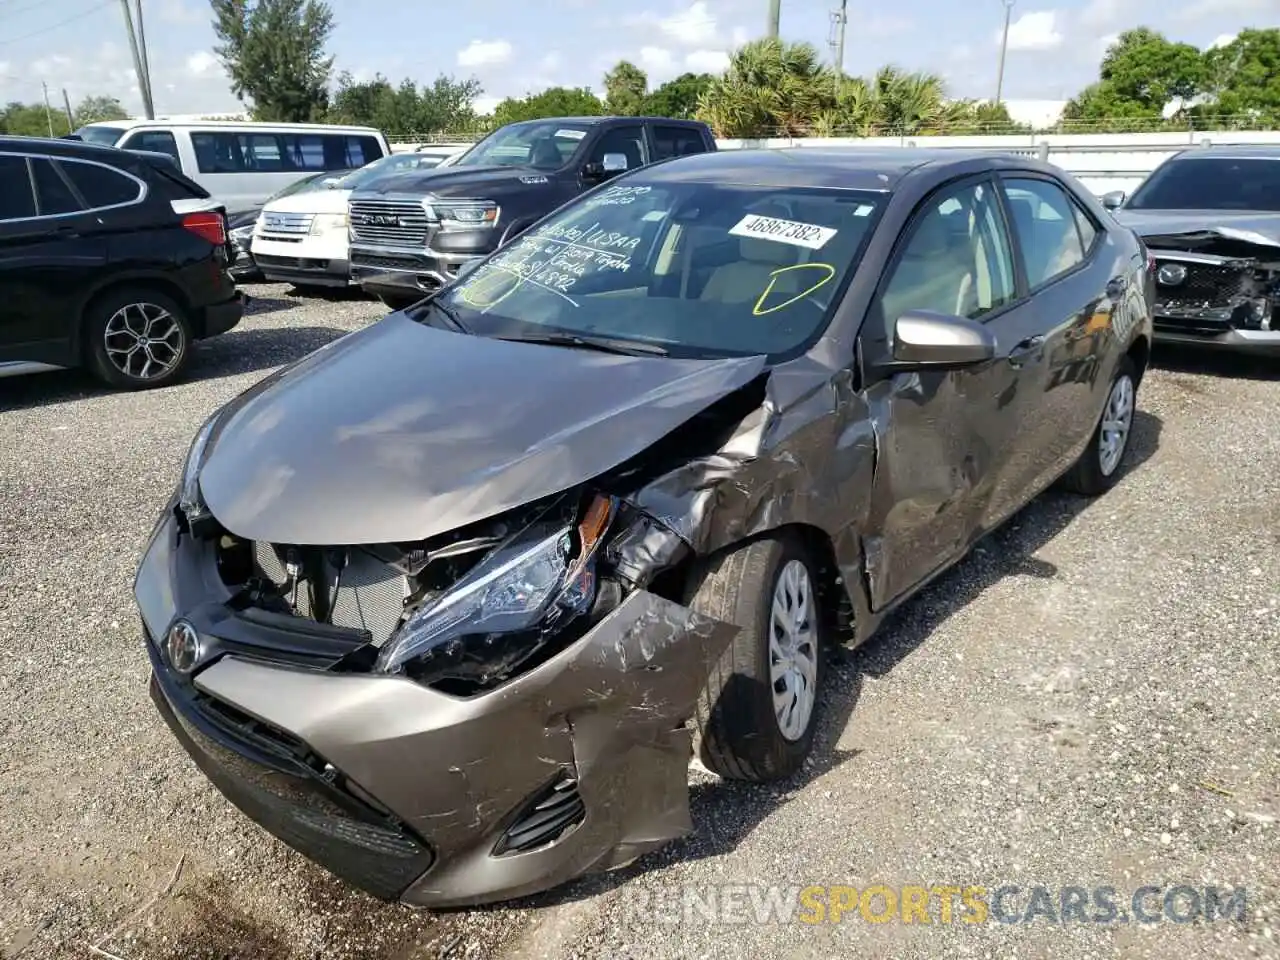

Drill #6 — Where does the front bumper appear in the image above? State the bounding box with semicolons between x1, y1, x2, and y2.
349;246;482;298
254;255;352;288
135;509;736;907
1153;323;1280;356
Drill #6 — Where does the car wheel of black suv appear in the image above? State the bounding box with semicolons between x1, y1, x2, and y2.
689;533;827;782
1059;354;1139;496
85;286;193;390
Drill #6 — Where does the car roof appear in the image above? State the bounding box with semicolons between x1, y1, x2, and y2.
636;147;1038;191
506;115;706;127
76;119;383;133
0;135;138;162
1171;144;1280;160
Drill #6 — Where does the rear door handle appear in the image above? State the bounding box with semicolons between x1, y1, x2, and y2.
1007;335;1045;367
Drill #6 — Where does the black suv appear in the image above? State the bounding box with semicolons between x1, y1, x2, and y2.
347;116;716;308
0;136;243;390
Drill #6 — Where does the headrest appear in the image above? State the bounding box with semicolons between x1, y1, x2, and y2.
906;211;957;257
739;236;800;265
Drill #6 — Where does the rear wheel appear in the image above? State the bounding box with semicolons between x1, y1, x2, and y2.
84;287;193;390
689;533;826;782
1060;355;1138;496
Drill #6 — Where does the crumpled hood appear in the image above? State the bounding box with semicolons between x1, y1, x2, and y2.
1115;209;1280;249
197;313;767;546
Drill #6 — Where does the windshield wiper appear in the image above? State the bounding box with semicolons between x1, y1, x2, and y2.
412;297;471;334
492;332;669;357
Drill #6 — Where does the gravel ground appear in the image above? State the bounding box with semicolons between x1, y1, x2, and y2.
1;286;1277;959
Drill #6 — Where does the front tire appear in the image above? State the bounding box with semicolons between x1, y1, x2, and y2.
689;533;826;782
84;287;193;390
1060;354;1138;496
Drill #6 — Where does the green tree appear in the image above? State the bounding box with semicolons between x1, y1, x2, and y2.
491;86;604;125
603;60;647;116
1201;28;1280;124
697;38;834;137
210;0;336;122
642;72;713;119
1063;28;1206;125
73;95;129;126
328;71;482;137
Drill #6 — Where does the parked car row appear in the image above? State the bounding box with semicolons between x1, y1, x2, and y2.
133;145;1154;909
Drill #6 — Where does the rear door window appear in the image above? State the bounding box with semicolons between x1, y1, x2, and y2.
1001;177;1087;288
31;159;83;215
121;130;180;163
59;159;144;208
191;132;245;173
651;125;707;160
0;155;37;220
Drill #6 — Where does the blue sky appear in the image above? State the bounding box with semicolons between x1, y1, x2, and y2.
0;0;1271;117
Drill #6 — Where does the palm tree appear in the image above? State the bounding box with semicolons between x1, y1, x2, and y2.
697;38;835;137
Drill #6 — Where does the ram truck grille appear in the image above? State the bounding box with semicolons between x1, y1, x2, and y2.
349;200;430;247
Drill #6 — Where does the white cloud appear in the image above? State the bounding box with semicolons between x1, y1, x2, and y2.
1097;32;1120;56
657;1;719;47
157;0;204;25
1078;0;1126;30
1178;0;1273;19
638;46;677;76
473;96;502;115
539;52;562;72
1000;11;1064;51
185;51;219;77
1209;32;1238;48
457;39;514;68
685;49;730;73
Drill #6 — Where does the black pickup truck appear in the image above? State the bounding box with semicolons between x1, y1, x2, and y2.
347;115;717;308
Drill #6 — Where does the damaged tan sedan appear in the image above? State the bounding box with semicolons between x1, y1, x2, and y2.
135;148;1153;907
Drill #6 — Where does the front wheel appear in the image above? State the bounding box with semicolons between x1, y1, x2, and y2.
84;287;193;390
689;533;827;782
1059;355;1138;496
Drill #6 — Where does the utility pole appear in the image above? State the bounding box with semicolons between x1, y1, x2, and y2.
766;0;780;38
828;0;848;94
41;82;55;136
118;0;154;118
134;0;154;117
994;0;1014;104
62;88;75;130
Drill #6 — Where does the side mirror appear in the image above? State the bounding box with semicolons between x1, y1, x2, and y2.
1101;190;1125;210
890;310;997;369
582;153;628;182
601;152;628;173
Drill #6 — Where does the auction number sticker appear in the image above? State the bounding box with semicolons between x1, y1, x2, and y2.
555;128;587;140
729;214;837;250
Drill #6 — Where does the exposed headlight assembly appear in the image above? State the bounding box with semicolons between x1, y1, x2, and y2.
178;413;219;528
375;494;614;686
424;198;499;230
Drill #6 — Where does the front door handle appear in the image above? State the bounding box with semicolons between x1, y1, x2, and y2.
1007;335;1045;367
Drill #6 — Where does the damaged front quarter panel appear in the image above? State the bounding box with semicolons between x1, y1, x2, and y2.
191;589;738;908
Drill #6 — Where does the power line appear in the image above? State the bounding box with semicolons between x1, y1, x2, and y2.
0;1;112;47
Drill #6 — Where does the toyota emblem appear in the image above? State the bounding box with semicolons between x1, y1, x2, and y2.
165;619;203;674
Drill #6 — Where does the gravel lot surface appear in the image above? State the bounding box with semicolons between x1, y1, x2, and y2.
1;284;1277;960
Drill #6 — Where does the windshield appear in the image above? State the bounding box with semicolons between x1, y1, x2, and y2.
264;172;332;203
452;121;593;171
1126;157;1280;212
435;179;884;360
336;152;446;190
74;125;125;146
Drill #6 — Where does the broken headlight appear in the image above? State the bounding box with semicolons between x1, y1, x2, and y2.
178;413;219;525
375;495;614;683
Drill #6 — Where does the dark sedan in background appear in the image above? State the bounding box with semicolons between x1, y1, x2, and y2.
1105;145;1280;356
136;148;1152;907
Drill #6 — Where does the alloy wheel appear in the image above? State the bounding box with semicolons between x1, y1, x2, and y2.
103;302;185;381
769;558;819;742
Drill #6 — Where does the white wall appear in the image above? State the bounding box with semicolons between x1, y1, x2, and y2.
715;130;1280;196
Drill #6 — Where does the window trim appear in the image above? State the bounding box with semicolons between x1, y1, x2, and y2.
0;151;146;223
118;128;180;162
996;171;1101;295
867;172;1024;336
32;158;87;217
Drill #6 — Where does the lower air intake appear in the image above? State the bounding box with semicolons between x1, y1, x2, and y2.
493;775;586;856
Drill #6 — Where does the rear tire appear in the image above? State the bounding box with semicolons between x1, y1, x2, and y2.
84;286;193;390
689;533;826;782
1059;355;1138;496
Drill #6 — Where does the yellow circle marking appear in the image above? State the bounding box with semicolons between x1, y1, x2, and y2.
752;262;837;316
